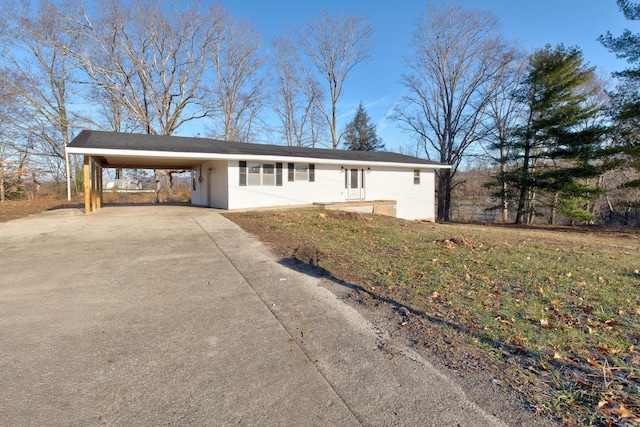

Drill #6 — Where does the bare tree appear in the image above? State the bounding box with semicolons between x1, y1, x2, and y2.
0;0;84;199
65;0;225;201
482;56;528;222
270;36;325;147
393;4;517;222
66;0;223;136
208;15;266;142
298;11;373;149
0;68;21;201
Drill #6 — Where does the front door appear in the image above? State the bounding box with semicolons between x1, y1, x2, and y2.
346;168;365;200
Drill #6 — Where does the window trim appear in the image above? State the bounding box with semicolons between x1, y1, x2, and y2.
284;162;315;182
241;161;283;186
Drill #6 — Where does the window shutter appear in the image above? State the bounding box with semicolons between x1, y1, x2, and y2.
288;163;294;181
309;164;315;182
239;161;247;186
276;163;283;186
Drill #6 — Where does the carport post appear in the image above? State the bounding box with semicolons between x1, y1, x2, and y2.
91;160;96;212
83;156;91;214
92;160;101;211
98;164;103;208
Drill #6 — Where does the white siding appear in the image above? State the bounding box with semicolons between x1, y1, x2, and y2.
224;160;437;221
209;160;229;209
365;166;436;220
228;162;345;209
190;160;228;209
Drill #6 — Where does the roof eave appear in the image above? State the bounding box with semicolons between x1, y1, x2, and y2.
66;146;450;169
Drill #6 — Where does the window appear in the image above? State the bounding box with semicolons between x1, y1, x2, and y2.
286;163;315;182
262;164;275;186
414;169;420;185
248;163;261;186
295;164;308;181
350;169;359;188
241;162;283;186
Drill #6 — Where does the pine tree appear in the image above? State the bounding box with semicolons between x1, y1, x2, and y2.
342;102;384;151
600;0;640;190
507;45;608;224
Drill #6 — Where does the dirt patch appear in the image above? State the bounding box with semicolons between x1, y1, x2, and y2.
342;287;559;427
0;192;182;223
433;236;485;249
0;198;80;223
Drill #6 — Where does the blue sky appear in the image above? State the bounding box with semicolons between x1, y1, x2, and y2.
200;1;634;153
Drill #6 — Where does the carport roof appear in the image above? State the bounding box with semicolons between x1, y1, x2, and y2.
67;129;448;170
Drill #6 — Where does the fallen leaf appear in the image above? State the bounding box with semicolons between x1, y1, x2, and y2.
598;400;637;419
587;357;602;368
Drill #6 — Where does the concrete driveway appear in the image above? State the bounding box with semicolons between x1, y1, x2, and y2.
0;205;508;426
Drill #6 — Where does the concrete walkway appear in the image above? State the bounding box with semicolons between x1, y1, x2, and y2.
0;205;507;426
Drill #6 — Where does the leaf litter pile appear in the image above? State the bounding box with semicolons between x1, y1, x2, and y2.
225;209;640;426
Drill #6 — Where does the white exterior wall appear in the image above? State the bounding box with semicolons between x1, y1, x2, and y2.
220;160;437;221
227;162;346;209
364;166;436;220
190;160;229;209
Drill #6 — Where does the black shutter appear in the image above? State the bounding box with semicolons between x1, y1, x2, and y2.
276;163;283;186
288;163;294;181
309;164;315;182
239;161;247;186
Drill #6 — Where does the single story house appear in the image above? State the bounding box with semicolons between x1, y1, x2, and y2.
66;130;449;221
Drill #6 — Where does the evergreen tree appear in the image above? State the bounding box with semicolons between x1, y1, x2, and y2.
600;0;640;190
506;45;608;224
342;102;384;151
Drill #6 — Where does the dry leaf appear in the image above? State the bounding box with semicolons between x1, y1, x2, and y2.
598;400;637;419
587;357;602;368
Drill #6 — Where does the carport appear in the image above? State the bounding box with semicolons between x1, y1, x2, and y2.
68;132;208;214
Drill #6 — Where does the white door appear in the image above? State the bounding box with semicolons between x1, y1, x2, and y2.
346;168;365;200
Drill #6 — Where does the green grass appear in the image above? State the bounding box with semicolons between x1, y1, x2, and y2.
225;209;640;426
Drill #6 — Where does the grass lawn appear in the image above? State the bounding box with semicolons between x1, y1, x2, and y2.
225;209;640;427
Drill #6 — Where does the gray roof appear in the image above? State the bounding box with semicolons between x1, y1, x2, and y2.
68;130;445;168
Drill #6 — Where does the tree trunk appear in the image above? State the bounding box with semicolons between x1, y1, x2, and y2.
500;146;508;222
32;171;40;199
528;190;537;224
0;159;4;202
515;139;532;224
437;169;452;222
549;192;559;225
166;171;174;201
154;169;161;203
